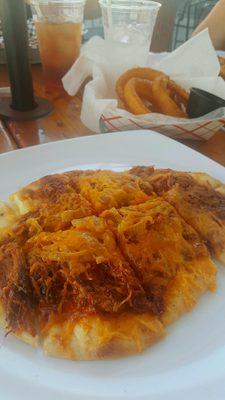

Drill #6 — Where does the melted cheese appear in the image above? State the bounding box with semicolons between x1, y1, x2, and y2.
0;168;218;360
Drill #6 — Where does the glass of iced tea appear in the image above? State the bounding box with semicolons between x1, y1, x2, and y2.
30;0;86;88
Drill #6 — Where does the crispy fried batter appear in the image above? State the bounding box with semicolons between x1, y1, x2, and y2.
151;76;187;118
123;78;156;115
116;67;164;102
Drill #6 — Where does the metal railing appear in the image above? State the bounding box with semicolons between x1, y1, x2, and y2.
173;0;217;48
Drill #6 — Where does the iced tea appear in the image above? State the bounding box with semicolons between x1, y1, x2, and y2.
35;21;82;87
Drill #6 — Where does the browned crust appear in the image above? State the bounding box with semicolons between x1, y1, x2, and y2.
161;257;216;326
0;302;38;347
42;313;165;360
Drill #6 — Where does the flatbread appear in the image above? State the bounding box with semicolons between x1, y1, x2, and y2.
0;168;218;360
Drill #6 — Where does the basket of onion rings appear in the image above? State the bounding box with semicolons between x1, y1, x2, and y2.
116;68;189;118
63;31;225;140
98;63;225;141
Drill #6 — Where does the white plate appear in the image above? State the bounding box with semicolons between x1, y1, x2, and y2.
0;130;225;400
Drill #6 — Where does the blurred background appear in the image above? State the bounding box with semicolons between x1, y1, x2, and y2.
0;0;218;64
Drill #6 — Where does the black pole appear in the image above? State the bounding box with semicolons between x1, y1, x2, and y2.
0;0;53;121
0;0;37;111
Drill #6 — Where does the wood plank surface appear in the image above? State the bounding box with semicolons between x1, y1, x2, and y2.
0;65;225;166
0;120;17;153
186;131;225;167
1;66;93;148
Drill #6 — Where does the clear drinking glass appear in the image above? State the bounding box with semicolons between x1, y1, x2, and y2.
99;0;161;68
30;0;86;87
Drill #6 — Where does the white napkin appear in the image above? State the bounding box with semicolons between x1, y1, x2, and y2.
62;30;225;133
156;30;220;77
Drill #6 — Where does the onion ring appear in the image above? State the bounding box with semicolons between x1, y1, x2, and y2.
123;78;155;115
151;76;187;118
116;67;165;102
167;80;189;110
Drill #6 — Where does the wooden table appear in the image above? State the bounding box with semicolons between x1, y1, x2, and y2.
0;64;225;167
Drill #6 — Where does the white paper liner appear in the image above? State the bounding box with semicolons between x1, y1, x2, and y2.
63;30;225;140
